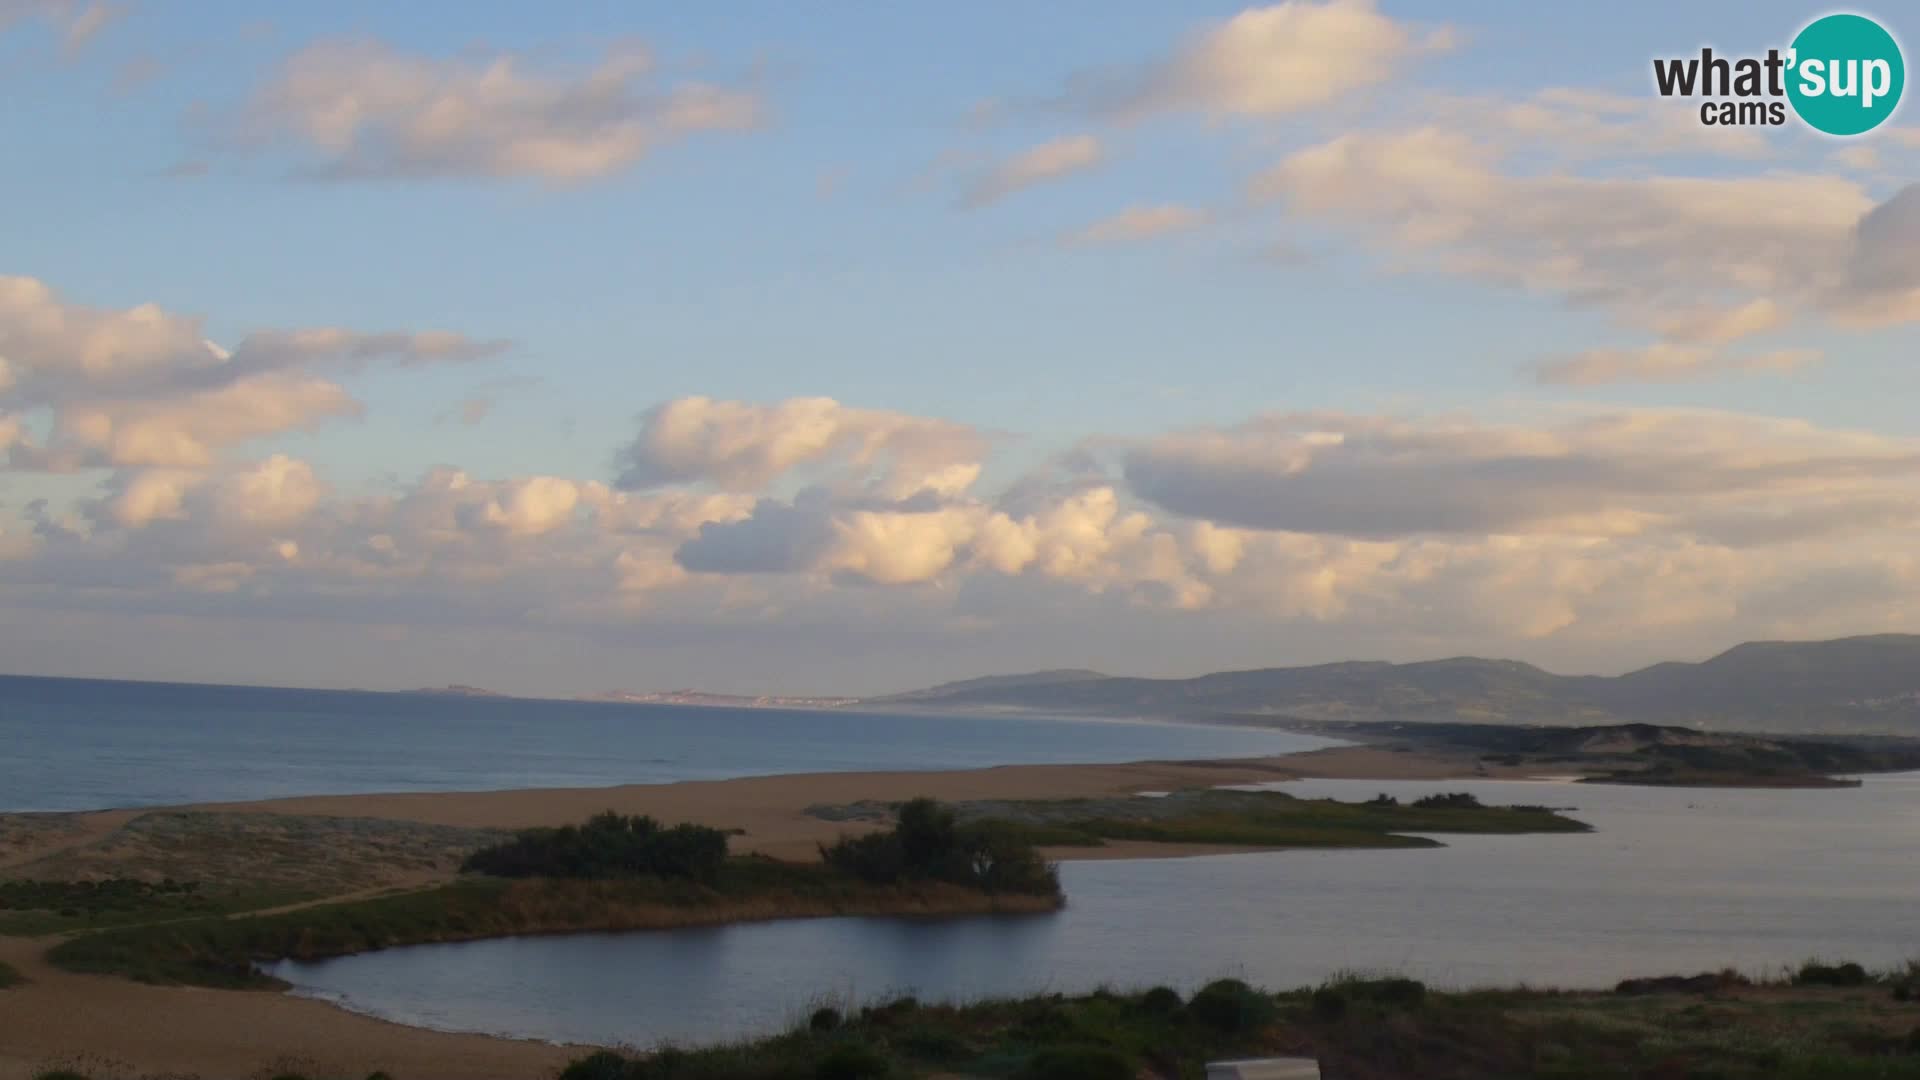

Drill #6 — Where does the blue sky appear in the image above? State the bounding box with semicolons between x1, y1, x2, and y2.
3;1;1919;695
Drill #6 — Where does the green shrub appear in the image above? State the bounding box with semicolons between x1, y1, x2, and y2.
1189;978;1277;1033
898;1026;969;1061
1138;985;1184;1014
1013;1045;1128;1076
820;798;1059;897
1018;1045;1136;1080
1312;986;1349;1021
1015;1002;1077;1039
463;812;729;882
1338;975;1427;1009
560;1050;635;1080
814;1041;889;1080
1411;792;1484;810
1794;961;1869;987
809;1006;842;1032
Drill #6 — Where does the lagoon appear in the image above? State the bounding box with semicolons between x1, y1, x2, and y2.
270;773;1920;1048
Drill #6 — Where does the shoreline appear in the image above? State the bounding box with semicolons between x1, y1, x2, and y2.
0;742;1522;1078
0;740;1748;1079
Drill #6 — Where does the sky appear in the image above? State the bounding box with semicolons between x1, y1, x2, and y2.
3;0;1920;697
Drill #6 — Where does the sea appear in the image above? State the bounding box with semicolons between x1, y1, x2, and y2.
0;673;1329;812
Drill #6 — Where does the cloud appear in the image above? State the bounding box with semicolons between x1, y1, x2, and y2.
614;396;990;495
1123;409;1920;539
0;0;122;53
245;39;763;182
962;134;1104;207
1533;344;1817;386
483;476;586;537
1837;183;1920;326
1089;0;1449;119
674;497;838;574
47;373;360;469
1254;130;1920;363
1257;129;1868;317
1;276;505;402
212;454;325;528
1652;299;1789;346
1065;204;1208;244
1;275;505;469
17;394;1920;683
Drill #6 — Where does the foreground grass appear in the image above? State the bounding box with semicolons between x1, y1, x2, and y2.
535;967;1920;1080
23;963;1920;1078
814;788;1590;851
45;857;1060;989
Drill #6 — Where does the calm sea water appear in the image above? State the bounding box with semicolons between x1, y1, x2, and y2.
0;674;1330;812
272;774;1920;1048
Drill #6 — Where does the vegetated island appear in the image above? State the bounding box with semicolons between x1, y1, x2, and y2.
26;792;1580;989
35;802;1060;990
1264;719;1920;789
810;787;1589;852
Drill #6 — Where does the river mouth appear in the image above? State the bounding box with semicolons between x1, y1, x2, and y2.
268;773;1920;1049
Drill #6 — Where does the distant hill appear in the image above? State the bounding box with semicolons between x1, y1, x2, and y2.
871;635;1920;735
408;684;509;698
883;669;1109;703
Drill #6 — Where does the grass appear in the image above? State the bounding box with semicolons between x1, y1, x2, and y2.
21;962;1920;1078
0;877;312;937
45;856;1060;989
2;811;505;898
814;788;1590;851
540;965;1920;1080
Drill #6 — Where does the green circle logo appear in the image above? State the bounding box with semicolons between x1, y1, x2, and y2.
1787;13;1905;136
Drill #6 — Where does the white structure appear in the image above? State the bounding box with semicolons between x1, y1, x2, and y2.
1205;1058;1322;1080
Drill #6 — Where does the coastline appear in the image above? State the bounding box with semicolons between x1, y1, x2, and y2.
0;742;1539;1079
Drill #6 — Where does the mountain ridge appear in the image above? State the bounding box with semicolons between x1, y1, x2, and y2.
871;634;1920;735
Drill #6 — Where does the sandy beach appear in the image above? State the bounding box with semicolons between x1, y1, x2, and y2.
0;742;1506;1080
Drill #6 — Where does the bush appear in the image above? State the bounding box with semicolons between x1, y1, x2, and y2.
1340;976;1427;1009
1411;793;1484;810
820;798;1059;897
1794;960;1869;987
898;1026;969;1061
809;1006;842;1032
814;1042;889;1080
1138;985;1184;1014
561;1052;635;1080
463;812;729;883
1189;978;1277;1034
1018;1046;1136;1080
1311;986;1349;1021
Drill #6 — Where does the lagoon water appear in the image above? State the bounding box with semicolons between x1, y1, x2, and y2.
272;773;1920;1048
0;674;1330;812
